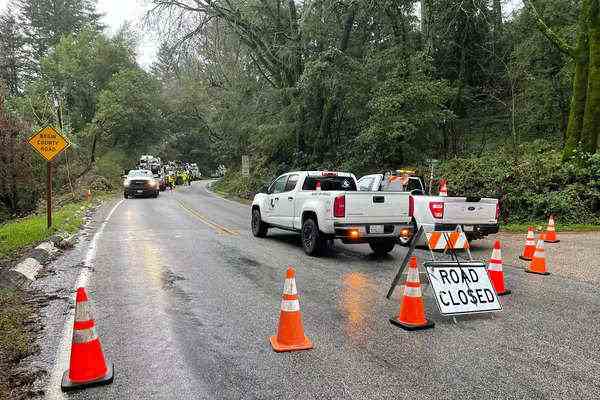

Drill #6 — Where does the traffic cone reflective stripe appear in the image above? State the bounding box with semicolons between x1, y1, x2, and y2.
61;288;114;391
390;257;434;331
439;179;448;197
526;240;550;275
544;215;560;243
519;227;536;261
270;267;313;352
487;240;511;296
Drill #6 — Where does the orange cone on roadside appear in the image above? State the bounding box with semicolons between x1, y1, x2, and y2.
390;257;434;331
544;215;560;243
438;179;448;197
270;267;313;352
526;239;550;275
61;288;113;391
519;227;536;261
487;240;511;296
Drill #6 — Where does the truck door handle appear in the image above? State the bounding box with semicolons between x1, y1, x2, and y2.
288;197;294;201
373;196;385;203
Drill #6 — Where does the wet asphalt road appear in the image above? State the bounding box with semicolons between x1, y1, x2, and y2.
37;181;600;399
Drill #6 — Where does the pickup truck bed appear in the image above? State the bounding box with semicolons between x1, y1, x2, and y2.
357;174;499;245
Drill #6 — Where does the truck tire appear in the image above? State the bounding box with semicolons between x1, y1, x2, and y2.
369;240;396;256
251;208;269;237
301;218;325;256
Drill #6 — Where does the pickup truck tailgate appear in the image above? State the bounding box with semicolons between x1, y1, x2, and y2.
343;192;411;223
441;198;498;225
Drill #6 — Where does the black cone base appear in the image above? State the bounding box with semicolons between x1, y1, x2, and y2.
390;318;435;331
61;362;114;392
525;270;550;276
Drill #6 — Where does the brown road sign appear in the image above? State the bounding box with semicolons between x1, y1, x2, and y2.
28;126;70;161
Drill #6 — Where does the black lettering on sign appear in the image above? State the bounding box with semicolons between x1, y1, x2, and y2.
439;270;450;284
484;289;495;302
460;269;471;283
476;289;487;303
469;268;479;282
439;291;450;306
467;289;477;304
449;291;460;306
449;269;460;283
457;290;469;305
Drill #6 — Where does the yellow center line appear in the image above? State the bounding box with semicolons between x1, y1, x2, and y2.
177;200;240;236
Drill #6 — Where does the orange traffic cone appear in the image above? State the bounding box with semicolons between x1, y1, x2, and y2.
390;257;434;331
544;215;560;243
61;288;114;391
487;240;511;296
525;239;550;275
270;267;313;352
438;179;448;197
84;189;92;201
519;227;536;261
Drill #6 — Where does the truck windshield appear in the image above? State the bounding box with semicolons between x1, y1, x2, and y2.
303;176;357;191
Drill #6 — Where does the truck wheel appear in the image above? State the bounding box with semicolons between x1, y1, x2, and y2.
369;240;396;256
123;192;128;199
302;218;325;256
251;208;269;237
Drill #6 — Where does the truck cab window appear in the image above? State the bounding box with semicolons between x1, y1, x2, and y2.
358;177;374;191
270;175;288;194
284;175;299;192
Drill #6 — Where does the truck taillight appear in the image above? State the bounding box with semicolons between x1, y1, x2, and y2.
429;201;444;219
334;195;345;218
408;195;414;218
495;203;500;220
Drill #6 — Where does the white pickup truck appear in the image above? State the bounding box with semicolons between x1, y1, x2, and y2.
357;173;499;246
251;171;414;256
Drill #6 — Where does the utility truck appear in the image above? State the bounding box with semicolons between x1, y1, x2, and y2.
357;171;499;246
251;171;414;256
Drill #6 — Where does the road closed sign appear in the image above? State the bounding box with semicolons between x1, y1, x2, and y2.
425;262;502;315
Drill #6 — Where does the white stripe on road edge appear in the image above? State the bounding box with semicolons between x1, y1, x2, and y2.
45;199;123;400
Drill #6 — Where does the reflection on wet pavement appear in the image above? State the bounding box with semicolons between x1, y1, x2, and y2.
339;272;378;345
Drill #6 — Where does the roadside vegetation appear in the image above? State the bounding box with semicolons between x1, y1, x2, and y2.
0;198;99;260
0;288;32;399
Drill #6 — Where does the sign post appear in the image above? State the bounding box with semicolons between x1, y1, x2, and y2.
27;126;70;228
241;155;250;177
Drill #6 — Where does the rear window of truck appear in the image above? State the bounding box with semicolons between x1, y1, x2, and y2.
302;176;357;191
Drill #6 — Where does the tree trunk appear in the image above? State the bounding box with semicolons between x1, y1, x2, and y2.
564;57;590;156
421;0;433;53
318;4;356;141
581;8;600;151
562;0;592;157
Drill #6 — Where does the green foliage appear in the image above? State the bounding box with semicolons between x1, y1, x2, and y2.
95;150;128;181
356;70;456;169
0;200;93;258
94;68;164;154
437;141;600;224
